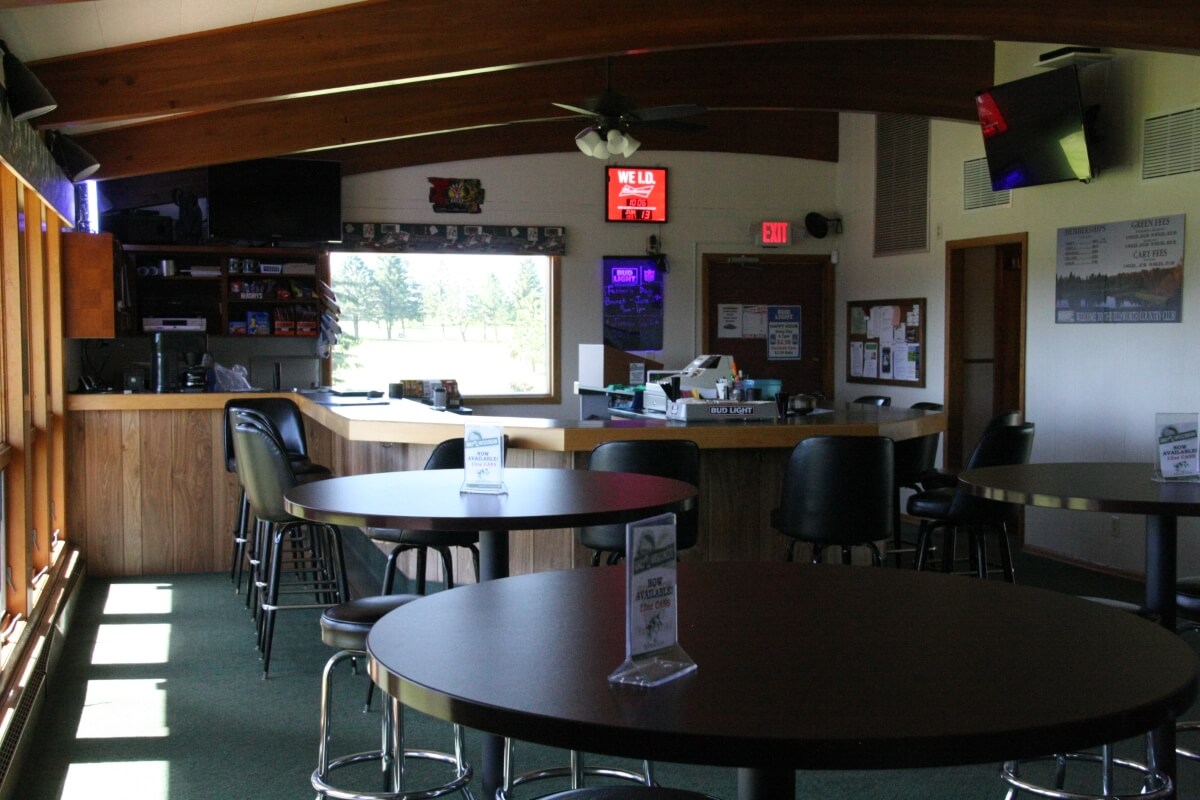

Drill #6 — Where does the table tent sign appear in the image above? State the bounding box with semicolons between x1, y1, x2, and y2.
1155;412;1200;482
609;512;697;687
462;424;507;493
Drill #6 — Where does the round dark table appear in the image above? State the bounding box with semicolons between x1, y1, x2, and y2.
284;467;698;582
367;561;1198;800
285;466;697;795
960;460;1200;796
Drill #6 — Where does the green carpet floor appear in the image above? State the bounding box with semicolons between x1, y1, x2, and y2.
13;552;1200;800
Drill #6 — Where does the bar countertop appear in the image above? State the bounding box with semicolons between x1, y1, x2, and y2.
66;391;944;452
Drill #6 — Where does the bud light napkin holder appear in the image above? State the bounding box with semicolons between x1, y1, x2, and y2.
608;513;697;687
462;424;507;494
1156;413;1200;482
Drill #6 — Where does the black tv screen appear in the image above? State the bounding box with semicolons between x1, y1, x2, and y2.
207;157;342;243
975;66;1097;191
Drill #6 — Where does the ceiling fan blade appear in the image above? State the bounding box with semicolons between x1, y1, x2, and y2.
631;118;708;133
628;104;707;123
552;102;599;118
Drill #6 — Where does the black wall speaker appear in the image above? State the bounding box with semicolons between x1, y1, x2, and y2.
804;212;842;239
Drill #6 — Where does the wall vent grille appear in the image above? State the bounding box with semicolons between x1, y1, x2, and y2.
963;158;1010;209
1143;107;1200;179
874;114;929;256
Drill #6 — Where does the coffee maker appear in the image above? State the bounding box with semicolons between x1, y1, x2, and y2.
151;332;207;392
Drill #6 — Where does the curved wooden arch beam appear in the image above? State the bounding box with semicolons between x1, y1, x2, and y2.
75;39;989;179
30;0;1199;128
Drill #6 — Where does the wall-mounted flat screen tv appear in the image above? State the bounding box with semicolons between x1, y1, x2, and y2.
975;65;1099;191
606;166;668;223
207;157;343;243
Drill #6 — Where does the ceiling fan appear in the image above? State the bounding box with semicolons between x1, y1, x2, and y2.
554;58;707;158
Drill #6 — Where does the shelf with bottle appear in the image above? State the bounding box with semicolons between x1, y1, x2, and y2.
120;243;328;337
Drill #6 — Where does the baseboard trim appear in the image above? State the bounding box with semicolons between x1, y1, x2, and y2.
1021;544;1145;584
0;549;85;800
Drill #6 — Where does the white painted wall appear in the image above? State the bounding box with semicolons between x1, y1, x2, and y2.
836;43;1200;576
342;151;838;418
343;42;1200;576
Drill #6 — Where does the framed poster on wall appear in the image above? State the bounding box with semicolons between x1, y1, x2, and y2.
846;297;925;387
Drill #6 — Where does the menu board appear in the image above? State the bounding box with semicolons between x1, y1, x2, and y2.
1055;213;1185;323
846;297;925;387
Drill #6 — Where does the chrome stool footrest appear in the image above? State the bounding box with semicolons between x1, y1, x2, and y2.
496;739;652;800
312;747;473;800
1176;719;1200;762
1000;750;1172;800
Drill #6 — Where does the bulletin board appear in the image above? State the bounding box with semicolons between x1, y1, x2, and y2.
846;297;926;387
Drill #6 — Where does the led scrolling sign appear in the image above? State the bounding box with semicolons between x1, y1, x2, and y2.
606;166;668;223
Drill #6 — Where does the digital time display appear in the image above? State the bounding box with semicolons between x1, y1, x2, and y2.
606;166;668;223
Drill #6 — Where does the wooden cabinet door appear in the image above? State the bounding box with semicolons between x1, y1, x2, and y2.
701;253;834;399
62;232;116;338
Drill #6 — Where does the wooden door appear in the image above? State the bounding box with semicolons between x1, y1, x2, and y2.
701;254;834;399
944;233;1027;471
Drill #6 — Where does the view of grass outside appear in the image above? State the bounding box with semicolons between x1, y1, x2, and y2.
329;252;553;397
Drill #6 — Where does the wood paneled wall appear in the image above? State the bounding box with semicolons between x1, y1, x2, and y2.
68;408;800;580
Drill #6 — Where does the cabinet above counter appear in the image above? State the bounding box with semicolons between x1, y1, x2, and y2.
62;235;332;340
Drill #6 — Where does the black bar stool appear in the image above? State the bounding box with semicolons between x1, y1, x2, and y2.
771;436;894;566
231;409;347;677
224;397;331;594
313;595;474;800
908;422;1035;581
1001;596;1171;800
369;438;480;596
577;439;701;566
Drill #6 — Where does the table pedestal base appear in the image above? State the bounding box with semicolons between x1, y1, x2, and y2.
738;767;794;800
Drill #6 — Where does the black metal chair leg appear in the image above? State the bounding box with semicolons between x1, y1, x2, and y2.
415;548;428;595
915;521;932;571
997;524;1016;582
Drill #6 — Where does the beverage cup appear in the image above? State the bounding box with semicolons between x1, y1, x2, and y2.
775;392;789;418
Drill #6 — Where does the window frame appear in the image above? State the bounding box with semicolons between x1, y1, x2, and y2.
328;252;561;405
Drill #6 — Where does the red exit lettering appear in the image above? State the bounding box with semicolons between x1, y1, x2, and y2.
762;221;790;245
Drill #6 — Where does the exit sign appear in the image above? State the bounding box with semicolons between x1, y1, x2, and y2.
760;220;790;246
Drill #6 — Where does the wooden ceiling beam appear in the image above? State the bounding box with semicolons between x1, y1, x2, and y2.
324;111;841;176
28;0;1200;128
79;40;990;180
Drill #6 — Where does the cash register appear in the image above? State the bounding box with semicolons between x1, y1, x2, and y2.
643;354;737;412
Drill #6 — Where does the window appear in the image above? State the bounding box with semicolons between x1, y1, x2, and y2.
329;252;559;402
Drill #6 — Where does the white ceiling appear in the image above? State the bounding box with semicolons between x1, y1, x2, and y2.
0;0;361;62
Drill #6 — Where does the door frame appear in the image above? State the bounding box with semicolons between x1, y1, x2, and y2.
700;253;836;399
944;232;1028;471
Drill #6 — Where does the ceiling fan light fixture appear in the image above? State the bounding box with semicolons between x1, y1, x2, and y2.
618;132;640;158
576;128;604;157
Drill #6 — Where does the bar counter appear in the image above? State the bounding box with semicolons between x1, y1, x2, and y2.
66;391;944;579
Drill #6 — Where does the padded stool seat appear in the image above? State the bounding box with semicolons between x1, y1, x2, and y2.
1176;575;1200;619
537;790;718;799
314;595;473;800
320;594;420;650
